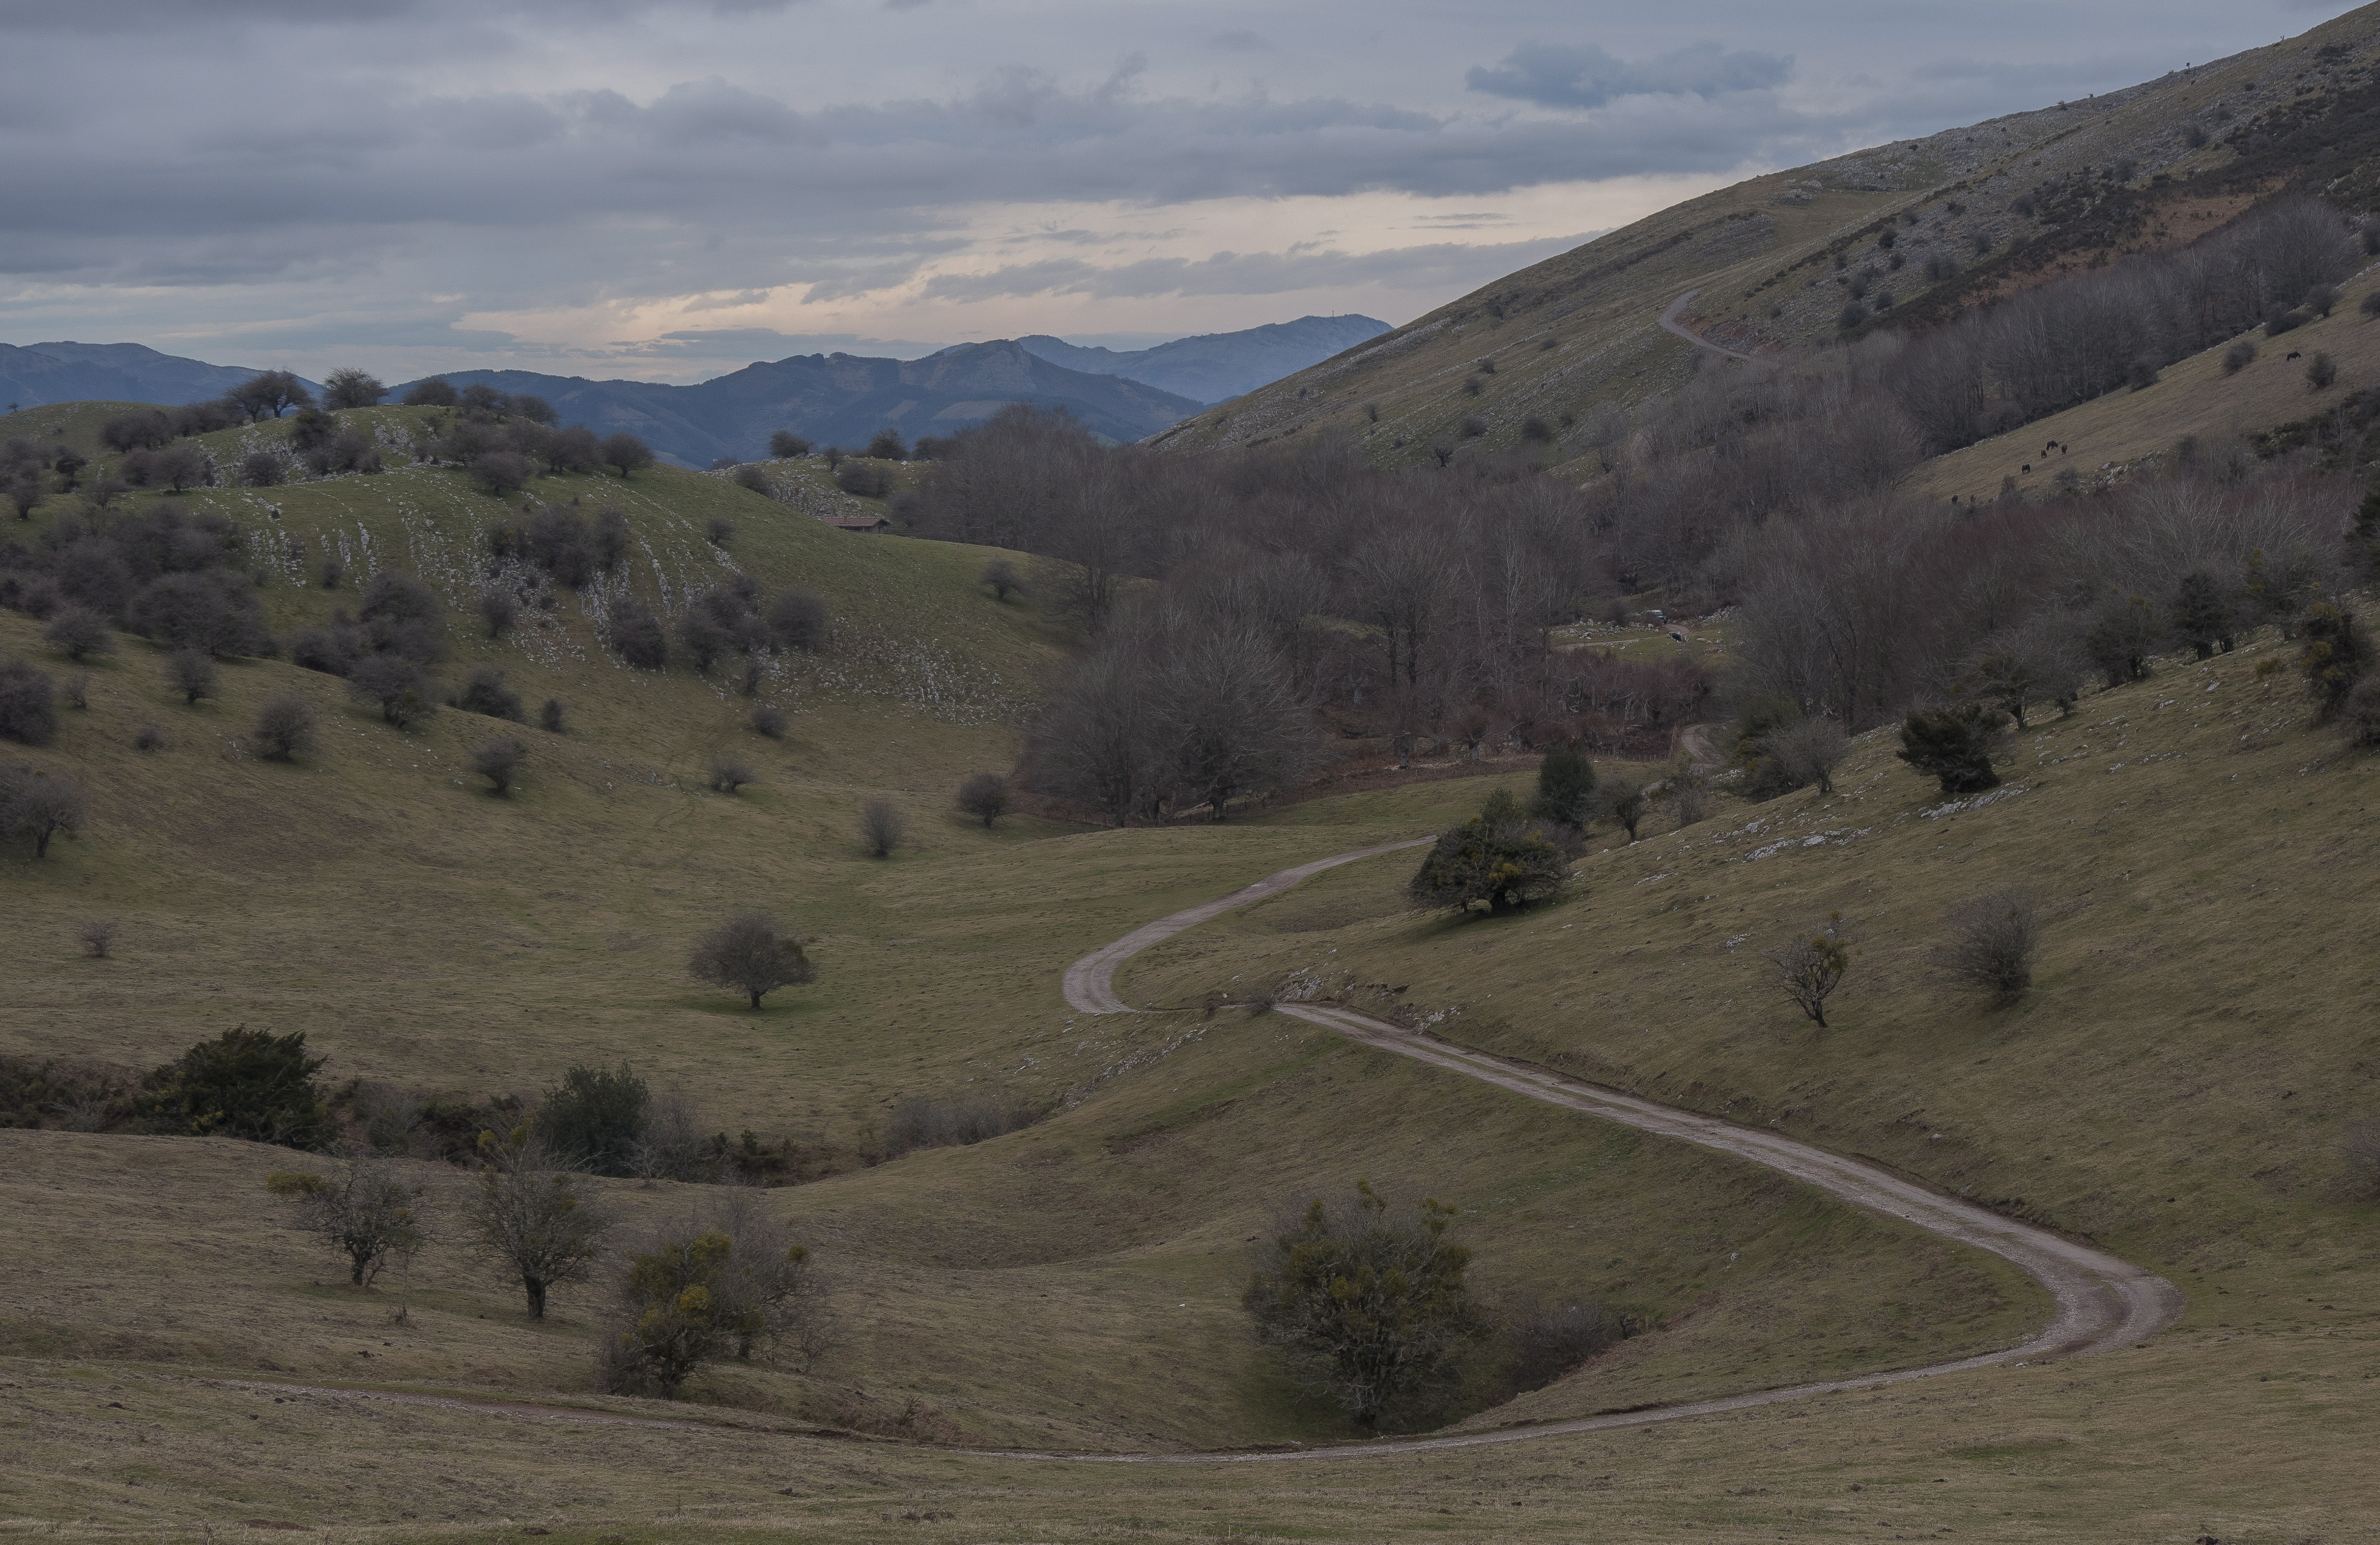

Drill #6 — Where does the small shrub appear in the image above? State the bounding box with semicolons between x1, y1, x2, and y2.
768;429;810;459
133;723;164;752
610;597;669;669
860;797;905;858
2223;339;2258;374
865;428;907;460
537;1063;649;1176
1767;717;1850;795
252;693;319;762
349;654;438;727
1896;705;2003;793
478;587;518;639
834;460;889;497
319;556;344;590
1458;416;1487;439
453;664;526;722
979;559;1025;602
2342;675;2380;749
1932;890;2040;1004
2298;601;2367;721
2307;352;2339;391
473;737;523;795
1504;1300;1626;1394
2;660;63;744
708;758;755;794
704;516;736;547
2126;356;2160;390
1519;416;1553;443
752;704;786;738
472;451;536;497
79;918;117;958
879;1094;1037;1157
2362;291;2380;320
2305;284;2342;318
1410;789;1569;914
1838;301;1868;330
42;606;113;662
767;589;828;652
2265;305;2308;338
731;463;771;495
687;913;815;1009
539;697;566;734
165;649;219;707
955;771;1009;827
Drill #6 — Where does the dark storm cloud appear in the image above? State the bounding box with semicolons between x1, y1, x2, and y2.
1467;40;1793;110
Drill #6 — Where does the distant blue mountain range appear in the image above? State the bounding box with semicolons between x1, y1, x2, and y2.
0;342;320;413
0;313;1394;468
1013;314;1390;404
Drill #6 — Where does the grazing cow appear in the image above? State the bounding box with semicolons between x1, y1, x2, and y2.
2022;463;2032;473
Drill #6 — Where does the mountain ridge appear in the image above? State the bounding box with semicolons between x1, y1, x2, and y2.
1012;314;1391;404
0;341;321;413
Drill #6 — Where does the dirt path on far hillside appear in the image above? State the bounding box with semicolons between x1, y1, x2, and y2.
1659;288;1759;362
1040;843;2184;1462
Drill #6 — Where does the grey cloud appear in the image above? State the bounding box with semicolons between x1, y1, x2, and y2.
1467;40;1792;110
1210;30;1267;52
641;328;948;358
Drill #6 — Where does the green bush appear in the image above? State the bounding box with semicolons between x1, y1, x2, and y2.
535;1063;649;1176
145;1027;332;1148
1529;742;1596;827
1896;705;2004;794
1408;789;1569;915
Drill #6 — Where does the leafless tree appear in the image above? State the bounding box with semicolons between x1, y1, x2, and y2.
266;1154;428;1288
463;1127;610;1319
955;771;1010;827
474;737;523;795
1931;889;2040;1004
707;757;754;793
0;766;83;859
252;694;320;762
79;917;116;958
1766;717;1849;795
860;797;905;857
1765;914;1852;1028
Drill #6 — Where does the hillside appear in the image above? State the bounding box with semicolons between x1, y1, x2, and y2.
1015;314;1392;404
401;341;1202;467
1153;4;2380;467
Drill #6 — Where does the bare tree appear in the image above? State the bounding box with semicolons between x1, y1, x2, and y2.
1931;890;2039;1004
707;757;754;793
1;766;84;859
474;737;523;795
860;797;905;857
1766;717;1849;795
252;694;320;762
478;587;519;639
979;558;1026;601
79;917;117;958
688;912;815;1008
265;1154;428;1287
955;771;1010;827
322;368;388;410
166;649;219;707
42;606;114;663
463;1127;610;1319
1765;913;1852;1028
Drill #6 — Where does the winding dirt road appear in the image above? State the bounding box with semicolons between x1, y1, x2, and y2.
1659;287;1759;362
216;841;2180;1464
1041;841;2184;1462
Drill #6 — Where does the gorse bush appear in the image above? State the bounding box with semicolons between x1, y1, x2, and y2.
145;1027;332;1148
1409;788;1570;915
535;1063;650;1177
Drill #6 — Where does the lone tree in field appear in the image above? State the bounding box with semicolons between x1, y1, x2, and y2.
1897;705;2003;794
860;797;905;858
265;1154;427;1287
1243;1182;1484;1427
601;432;655;478
1529;741;1596;828
251;694;319;762
955;771;1010;827
1931;889;2040;1005
1603;779;1647;841
1409;788;1568;915
1766;913;1852;1029
474;737;523;795
464;1125;610;1319
688;913;816;1009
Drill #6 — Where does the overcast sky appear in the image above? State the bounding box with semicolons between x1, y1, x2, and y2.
0;0;2360;383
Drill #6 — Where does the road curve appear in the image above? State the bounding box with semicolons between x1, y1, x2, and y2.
1659;287;1759;362
1032;840;2184;1463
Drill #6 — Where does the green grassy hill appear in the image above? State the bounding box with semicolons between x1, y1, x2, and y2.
1153;4;2380;469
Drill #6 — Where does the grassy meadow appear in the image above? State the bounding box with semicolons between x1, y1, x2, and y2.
0;404;2376;1539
